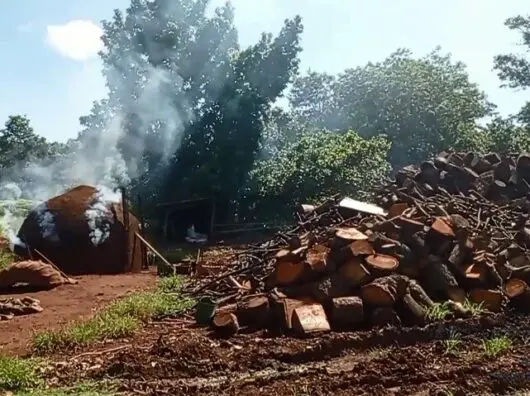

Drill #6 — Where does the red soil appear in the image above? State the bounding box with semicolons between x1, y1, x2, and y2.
0;269;156;356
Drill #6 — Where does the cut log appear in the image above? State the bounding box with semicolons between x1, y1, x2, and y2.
360;275;409;306
292;303;331;335
398;280;434;325
275;249;299;263
421;255;464;302
236;295;270;327
430;217;455;237
364;254;399;274
370;307;401;326
396;217;426;236
509;265;530;284
286;275;351;302
212;312;239;337
306;245;331;272
330;296;364;327
469;289;503;312
269;296;314;331
347;240;375;257
273;261;307;286
338;258;371;287
331;227;369;250
388;203;408;218
505;278;530;312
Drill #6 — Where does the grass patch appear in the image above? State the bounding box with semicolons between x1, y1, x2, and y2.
426;302;452;321
0;249;14;270
0;356;42;391
33;276;194;354
442;330;462;355
482;335;513;357
462;299;485;316
15;381;118;395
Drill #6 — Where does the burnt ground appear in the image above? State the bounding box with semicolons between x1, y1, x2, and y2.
0;269;157;356
42;311;530;396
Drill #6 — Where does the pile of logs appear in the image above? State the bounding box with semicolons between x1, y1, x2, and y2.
187;151;530;337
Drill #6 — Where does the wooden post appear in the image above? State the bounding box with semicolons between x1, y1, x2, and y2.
137;194;147;270
120;187;131;272
210;197;216;239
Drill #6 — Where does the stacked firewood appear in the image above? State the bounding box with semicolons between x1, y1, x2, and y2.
188;151;530;337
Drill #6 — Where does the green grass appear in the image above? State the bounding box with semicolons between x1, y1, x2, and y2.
462;299;486;316
33;276;195;354
0;249;14;270
482;335;513;357
442;330;462;355
426;301;452;321
14;381;118;395
0;356;42;391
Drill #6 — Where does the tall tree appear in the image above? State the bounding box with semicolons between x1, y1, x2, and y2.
494;15;530;123
289;48;493;167
81;0;303;212
0;115;60;171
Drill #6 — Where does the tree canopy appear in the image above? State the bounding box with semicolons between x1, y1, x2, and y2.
1;5;530;225
80;0;303;214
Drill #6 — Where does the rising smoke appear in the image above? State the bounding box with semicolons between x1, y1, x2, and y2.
0;1;199;247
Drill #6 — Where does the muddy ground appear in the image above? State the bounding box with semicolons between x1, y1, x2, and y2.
0;270;156;356
43;310;530;395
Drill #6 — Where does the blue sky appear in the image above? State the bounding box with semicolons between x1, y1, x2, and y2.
1;0;528;143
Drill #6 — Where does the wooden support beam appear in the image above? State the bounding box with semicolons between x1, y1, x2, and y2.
134;232;172;269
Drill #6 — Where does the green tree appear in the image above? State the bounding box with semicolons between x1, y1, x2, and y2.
248;130;391;218
0;115;62;172
289;48;493;167
81;0;303;216
493;15;530;123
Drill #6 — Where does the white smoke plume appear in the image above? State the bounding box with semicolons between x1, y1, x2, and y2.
85;185;122;246
0;7;195;243
34;203;59;243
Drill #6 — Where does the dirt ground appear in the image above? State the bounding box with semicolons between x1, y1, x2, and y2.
0;270;156;356
42;310;530;395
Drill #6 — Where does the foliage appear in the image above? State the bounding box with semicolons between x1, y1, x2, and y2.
289;48;493;167
0;116;62;172
482;336;513;357
80;0;304;216
0;356;42;391
248;130;391;214
33;276;193;354
494;15;530;123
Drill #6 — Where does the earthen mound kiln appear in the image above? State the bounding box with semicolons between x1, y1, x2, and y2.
17;185;143;275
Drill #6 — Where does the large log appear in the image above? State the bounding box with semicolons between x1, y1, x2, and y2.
469;288;503;313
421;255;465;302
330;296;364;327
292;303;331;335
505;278;530;312
236;295;270;328
398;280;434;325
338;258;371;287
360;275;409;306
212;312;239;337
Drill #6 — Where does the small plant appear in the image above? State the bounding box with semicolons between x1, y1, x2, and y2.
463;299;485;316
426;301;452;321
443;330;462;355
0;356;42;391
0;249;14;270
482;335;513;357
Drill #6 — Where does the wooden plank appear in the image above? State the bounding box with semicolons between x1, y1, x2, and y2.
134;232;172;269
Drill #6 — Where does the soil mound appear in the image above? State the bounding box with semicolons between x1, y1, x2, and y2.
0;260;77;290
17;185;143;275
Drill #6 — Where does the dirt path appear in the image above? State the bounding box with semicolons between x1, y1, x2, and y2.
44;312;530;395
0;270;156;356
